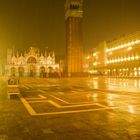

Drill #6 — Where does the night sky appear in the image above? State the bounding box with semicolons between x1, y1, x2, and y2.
0;0;140;58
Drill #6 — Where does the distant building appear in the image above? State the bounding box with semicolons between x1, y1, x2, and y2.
0;47;6;76
0;56;2;76
6;47;59;77
90;31;140;77
65;0;84;77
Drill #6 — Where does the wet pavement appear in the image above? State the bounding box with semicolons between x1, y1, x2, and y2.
0;76;140;140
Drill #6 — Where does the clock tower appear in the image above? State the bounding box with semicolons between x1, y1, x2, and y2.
65;0;84;77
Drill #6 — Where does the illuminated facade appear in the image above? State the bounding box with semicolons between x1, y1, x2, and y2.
91;31;140;77
85;42;107;75
65;0;84;76
6;47;59;77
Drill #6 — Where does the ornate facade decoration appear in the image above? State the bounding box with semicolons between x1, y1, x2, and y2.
6;47;59;77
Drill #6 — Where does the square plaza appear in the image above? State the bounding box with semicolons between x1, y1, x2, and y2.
0;77;140;139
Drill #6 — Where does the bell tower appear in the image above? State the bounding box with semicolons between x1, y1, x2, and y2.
65;0;84;77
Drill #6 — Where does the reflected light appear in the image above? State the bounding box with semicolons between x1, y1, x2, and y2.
107;94;115;100
128;105;135;114
92;93;98;102
86;56;90;59
107;101;114;106
93;53;97;56
87;93;98;102
93;62;97;66
134;72;137;76
107;94;116;106
92;93;98;98
92;80;98;89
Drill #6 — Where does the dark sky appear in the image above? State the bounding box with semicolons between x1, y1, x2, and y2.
0;0;140;57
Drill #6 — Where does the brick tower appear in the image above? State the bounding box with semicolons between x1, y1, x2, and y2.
65;0;84;77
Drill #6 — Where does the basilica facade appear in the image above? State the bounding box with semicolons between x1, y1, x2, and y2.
6;47;60;77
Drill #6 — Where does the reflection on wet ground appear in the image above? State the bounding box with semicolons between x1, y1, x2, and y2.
0;76;140;140
87;77;140;92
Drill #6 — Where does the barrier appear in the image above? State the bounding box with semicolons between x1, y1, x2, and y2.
7;76;20;99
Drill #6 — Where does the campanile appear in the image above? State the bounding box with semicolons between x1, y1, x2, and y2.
65;0;84;77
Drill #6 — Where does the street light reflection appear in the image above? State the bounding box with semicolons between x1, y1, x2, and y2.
128;105;135;114
88;77;140;93
92;80;98;89
107;101;114;106
106;94;118;106
87;93;98;102
107;78;140;92
107;94;113;100
92;93;98;98
92;93;98;102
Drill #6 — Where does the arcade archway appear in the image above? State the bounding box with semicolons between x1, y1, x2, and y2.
40;66;46;78
10;67;16;76
18;67;24;77
29;65;36;77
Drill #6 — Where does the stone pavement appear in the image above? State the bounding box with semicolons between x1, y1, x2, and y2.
0;77;140;140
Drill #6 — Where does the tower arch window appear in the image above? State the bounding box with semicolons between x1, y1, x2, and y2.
70;4;79;10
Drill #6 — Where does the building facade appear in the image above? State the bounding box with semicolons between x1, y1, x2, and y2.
0;47;7;76
6;47;59;77
90;31;140;77
65;0;84;77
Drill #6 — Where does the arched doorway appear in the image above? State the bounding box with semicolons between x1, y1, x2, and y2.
40;66;46;78
29;65;36;77
11;67;16;76
27;57;37;77
48;67;53;77
18;67;24;77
